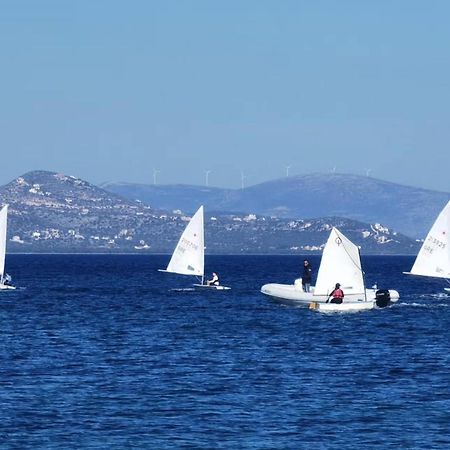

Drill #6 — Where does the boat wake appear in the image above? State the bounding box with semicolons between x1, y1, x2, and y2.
416;292;449;299
397;301;450;308
170;288;196;292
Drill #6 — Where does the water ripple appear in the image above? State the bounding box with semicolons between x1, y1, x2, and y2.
0;254;449;449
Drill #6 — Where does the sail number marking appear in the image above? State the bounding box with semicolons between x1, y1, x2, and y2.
424;235;446;254
180;237;199;251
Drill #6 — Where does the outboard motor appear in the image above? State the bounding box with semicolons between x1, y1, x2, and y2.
375;289;391;308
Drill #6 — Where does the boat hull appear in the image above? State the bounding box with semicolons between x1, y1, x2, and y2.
0;283;16;290
260;283;399;305
309;300;375;312
193;284;231;290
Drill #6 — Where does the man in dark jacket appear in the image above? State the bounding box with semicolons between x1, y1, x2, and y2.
302;260;312;293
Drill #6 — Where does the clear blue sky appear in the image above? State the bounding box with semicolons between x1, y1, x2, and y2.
1;0;449;191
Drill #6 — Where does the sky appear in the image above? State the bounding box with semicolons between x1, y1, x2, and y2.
0;0;449;191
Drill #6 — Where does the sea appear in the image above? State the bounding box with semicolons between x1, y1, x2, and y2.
1;254;449;449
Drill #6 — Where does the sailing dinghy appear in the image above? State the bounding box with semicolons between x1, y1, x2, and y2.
159;206;230;290
404;200;450;292
261;227;399;311
0;205;15;290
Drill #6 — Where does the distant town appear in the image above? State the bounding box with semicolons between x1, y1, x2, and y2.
1;170;444;255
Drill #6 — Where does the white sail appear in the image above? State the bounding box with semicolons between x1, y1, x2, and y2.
164;206;205;277
0;205;8;281
314;227;365;296
408;200;450;279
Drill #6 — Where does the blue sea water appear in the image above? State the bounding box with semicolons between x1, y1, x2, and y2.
1;254;449;449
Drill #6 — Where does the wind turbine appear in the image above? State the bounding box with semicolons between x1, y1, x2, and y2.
240;171;247;190
153;169;160;185
285;165;292;177
205;170;211;187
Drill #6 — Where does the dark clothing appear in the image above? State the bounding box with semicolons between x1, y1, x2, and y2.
301;263;312;293
302;265;312;283
330;297;343;304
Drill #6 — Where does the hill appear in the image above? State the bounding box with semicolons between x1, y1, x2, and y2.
0;170;419;254
103;173;449;238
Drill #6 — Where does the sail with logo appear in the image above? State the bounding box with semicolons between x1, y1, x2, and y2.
313;228;366;297
159;206;230;290
404;200;450;290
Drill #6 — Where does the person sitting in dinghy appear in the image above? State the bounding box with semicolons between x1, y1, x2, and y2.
206;272;220;286
327;283;344;304
3;274;12;286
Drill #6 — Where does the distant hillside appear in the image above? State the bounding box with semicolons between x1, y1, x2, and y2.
103;174;449;238
0;171;419;254
101;181;229;213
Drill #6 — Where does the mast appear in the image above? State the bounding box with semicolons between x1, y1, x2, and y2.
359;247;368;302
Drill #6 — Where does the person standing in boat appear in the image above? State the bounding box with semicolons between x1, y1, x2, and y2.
206;272;220;286
327;283;344;304
302;260;312;292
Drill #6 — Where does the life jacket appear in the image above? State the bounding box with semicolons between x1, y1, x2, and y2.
332;288;344;299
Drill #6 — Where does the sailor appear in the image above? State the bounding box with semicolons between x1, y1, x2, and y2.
302;260;312;293
327;283;344;304
206;272;220;286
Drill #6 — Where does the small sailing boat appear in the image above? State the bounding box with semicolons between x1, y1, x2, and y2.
404;200;450;292
0;205;15;290
159;206;230;290
261;227;399;311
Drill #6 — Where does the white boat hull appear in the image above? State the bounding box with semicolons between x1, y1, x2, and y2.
309;300;375;313
0;283;16;290
260;283;399;305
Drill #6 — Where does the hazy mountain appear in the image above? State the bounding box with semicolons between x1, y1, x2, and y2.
0;170;419;254
103;174;449;238
101;181;229;213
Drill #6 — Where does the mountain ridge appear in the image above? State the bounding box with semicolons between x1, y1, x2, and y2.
0;170;419;255
103;173;450;238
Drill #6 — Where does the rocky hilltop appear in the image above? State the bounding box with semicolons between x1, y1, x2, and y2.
0;171;419;254
103;174;450;238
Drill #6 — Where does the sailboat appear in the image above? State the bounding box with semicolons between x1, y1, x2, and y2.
0;205;15;290
261;227;399;311
159;206;230;290
404;200;450;292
